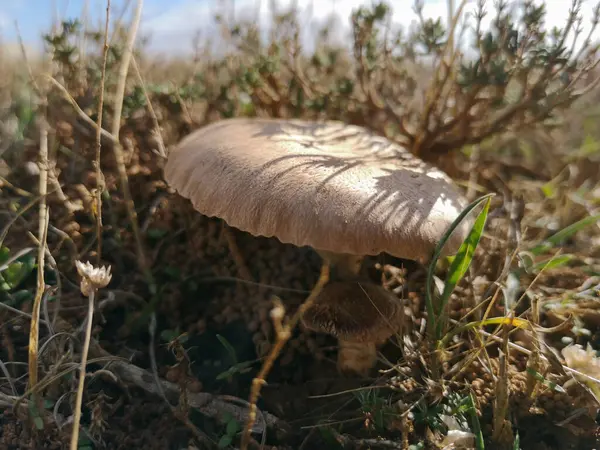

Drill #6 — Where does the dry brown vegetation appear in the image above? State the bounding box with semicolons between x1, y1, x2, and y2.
1;0;600;449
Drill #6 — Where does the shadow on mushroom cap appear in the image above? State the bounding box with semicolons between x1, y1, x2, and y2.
164;118;472;263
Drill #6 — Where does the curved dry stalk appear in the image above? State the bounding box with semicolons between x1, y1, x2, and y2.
46;76;117;145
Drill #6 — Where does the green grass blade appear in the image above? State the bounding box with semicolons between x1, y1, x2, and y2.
216;334;239;365
513;431;521;450
525;367;566;393
466;392;485;450
436;196;491;338
425;193;494;339
528;213;600;256
531;254;573;273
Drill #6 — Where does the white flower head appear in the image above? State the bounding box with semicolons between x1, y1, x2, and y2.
562;343;600;379
75;260;112;296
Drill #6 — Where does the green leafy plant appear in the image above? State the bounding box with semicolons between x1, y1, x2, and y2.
425;194;494;343
218;411;243;448
354;389;397;433
0;246;36;292
215;334;254;381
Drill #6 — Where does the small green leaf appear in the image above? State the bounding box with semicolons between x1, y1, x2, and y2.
216;334;238;365
160;328;179;342
215;360;254;380
226;417;241;435
33;416;44;430
147;228;168;239
540;181;557;198
218;434;233;448
0;247;10;263
0;248;36;291
28;399;44;430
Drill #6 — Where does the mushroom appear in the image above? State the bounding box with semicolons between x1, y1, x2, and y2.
301;281;406;375
164;118;471;373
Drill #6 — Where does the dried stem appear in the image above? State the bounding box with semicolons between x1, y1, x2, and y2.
28;122;50;391
107;0;155;288
46;76;117;145
525;295;543;397
492;315;513;445
93;0;111;265
111;0;142;140
69;289;96;450
240;263;330;450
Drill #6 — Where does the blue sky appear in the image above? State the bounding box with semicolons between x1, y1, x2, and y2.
1;0;598;55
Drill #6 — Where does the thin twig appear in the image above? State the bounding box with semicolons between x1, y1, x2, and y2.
94;0;111;265
240;263;330;450
46;76;117;145
108;0;155;289
111;0;142;139
131;55;167;159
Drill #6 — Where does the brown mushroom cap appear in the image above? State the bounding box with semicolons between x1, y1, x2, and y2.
164;118;470;262
301;281;403;344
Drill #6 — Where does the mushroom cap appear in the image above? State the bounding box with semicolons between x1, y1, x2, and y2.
164;118;470;262
301;281;403;344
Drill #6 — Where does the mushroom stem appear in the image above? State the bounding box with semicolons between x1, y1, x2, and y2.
301;281;402;375
337;339;377;376
315;249;364;279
